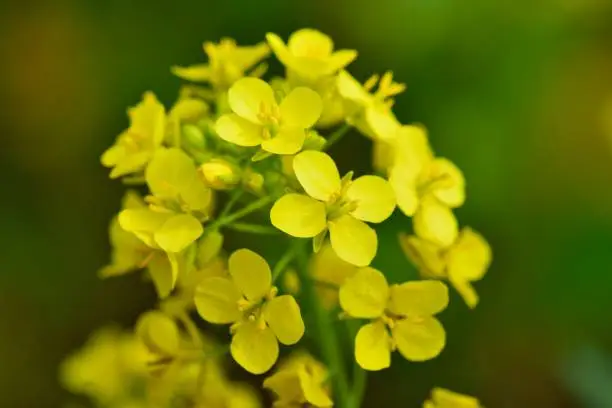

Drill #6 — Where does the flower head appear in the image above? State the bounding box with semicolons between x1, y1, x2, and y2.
400;227;492;308
101;92;166;179
423;387;483;408
339;268;448;370
216;77;323;155
267;29;357;82
337;70;404;141
172;38;270;90
194;249;305;374
271;150;396;266
264;351;333;408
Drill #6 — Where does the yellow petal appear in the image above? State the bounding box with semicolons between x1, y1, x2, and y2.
413;200;458;248
392;317;446;362
170;98;208;121
154;214;203;253
231;322;279;374
447;227;492;283
129;91;166;147
394;125;434;174
397;234;446;279
339;267;388;318
108;151;152;179
197;230;224;266
261;128;306;155
280;87;323;128
327;49;358;73
266;32;294;67
388;281;449;317
147;252;176;298
431;387;481;407
118;208;170;247
451;280;479;309
228;77;276;124
355;321;391;371
389;167;420;216
179;176;212;212
264;295;305;345
171;64;212;82
328;215;377;267
216;113;264;147
424;158;465;208
365;105;401;142
346;175;396;223
288;29;333;58
292;150;341;202
263;370;303;403
336;70;371;105
270;194;327;238
310;243;358;309
146;148;196;199
194;277;242;324
228;249;271;301
135;311;180;356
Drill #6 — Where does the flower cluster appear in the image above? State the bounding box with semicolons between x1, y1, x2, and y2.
61;28;491;408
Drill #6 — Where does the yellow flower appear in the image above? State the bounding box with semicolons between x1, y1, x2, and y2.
59;327;149;405
264;351;333;408
423;387;483;408
266;28;357;82
271;150;396;266
194;249;305;374
172;38;270;89
195;361;262;408
399;227;492;308
309;243;357;308
216;77;323;155
135;310;181;358
337;70;404;141
101;92;166;179
388;126;465;216
339;268;448;370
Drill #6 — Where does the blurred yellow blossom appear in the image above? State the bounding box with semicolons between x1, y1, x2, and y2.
59;327;149;406
266;28;357;82
216;77;322;155
172;38;270;90
400;227;492;308
337;70;404;141
264;351;333;407
423;387;483;408
271;150;395;266
101;92;165;179
194;249;305;374
309;243;357;308
339;268;448;370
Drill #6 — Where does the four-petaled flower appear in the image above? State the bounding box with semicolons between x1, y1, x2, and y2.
339;267;448;371
194;249;305;374
400;227;492;308
216;77;323;156
271;150;396;266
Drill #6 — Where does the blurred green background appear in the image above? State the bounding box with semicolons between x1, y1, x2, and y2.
2;0;612;407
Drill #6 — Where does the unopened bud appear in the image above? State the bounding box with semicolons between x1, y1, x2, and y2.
199;159;240;190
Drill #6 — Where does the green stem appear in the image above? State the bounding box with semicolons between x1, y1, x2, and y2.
295;241;353;408
209;194;276;230
224;222;280;235
219;190;244;218
324;124;351;151
271;244;299;282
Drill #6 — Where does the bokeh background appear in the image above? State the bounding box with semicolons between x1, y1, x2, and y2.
2;1;612;407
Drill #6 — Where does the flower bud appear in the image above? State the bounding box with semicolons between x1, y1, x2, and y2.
199;158;240;190
135;311;180;357
182;124;206;149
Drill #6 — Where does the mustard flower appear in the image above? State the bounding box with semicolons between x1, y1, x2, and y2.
264;351;333;408
172;38;270;89
271;150;396;266
194;249;305;374
339;268;448;370
337;70;404;141
59;327;149;405
400;227;492;308
266;28;357;82
216;77;323;155
101;92;165;179
423;387;483;408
